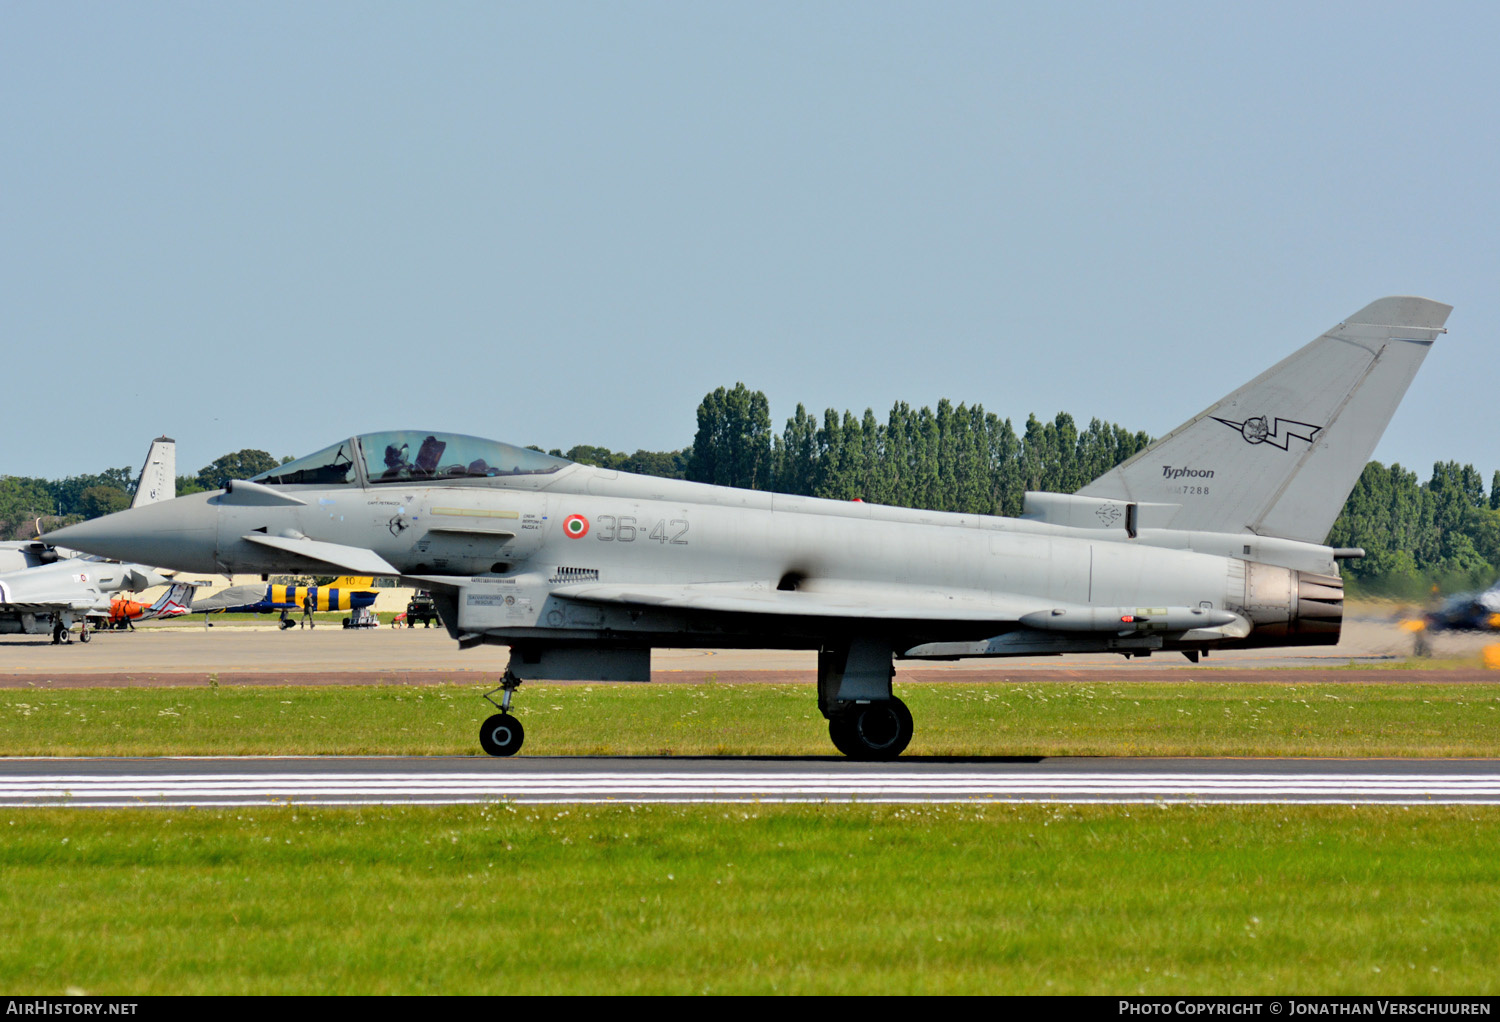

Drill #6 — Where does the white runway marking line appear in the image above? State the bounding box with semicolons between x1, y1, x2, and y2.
2;769;1499;805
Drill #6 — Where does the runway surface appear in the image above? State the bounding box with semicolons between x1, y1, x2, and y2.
4;756;1499;806
2;611;1492;687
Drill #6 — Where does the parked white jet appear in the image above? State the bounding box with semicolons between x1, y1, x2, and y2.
0;438;176;643
49;299;1449;753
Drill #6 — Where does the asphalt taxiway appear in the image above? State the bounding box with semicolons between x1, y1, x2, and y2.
3;756;1498;807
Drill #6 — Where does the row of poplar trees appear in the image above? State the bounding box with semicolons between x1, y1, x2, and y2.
683;384;1151;518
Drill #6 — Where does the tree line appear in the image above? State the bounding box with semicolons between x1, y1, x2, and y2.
7;384;1497;597
1327;462;1500;596
678;384;1153;516
0;450;290;540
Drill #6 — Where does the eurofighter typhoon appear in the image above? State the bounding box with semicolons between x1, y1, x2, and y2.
49;298;1450;757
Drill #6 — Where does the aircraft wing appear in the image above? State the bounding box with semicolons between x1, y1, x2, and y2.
0;567;110;613
0;597;108;613
239;535;400;576
554;580;1046;623
0;587;108;613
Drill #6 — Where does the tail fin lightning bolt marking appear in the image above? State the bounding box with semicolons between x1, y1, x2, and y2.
1210;416;1324;451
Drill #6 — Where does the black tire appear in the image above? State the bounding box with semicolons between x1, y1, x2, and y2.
479;713;525;757
830;698;913;760
79;624;91;644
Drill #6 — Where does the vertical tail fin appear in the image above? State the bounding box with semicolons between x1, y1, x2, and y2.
148;582;196;618
131;437;176;509
1076;296;1451;543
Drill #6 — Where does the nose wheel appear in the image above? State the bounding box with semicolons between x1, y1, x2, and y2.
479;671;525;757
479;712;525;757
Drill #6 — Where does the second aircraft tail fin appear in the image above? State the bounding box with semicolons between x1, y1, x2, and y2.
148;581;196;618
131;437;177;509
1076;296;1451;544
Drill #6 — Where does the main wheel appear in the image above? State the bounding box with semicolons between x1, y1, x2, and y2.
479;713;525;757
829;698;913;760
828;713;856;756
79;624;91;643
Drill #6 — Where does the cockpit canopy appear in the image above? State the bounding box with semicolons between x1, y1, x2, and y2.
252;439;358;486
250;432;570;487
360;431;569;483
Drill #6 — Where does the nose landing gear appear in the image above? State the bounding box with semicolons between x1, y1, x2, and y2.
479;671;525;757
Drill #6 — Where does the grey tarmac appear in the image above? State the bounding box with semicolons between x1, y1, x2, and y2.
0;610;1485;687
4;756;1499;807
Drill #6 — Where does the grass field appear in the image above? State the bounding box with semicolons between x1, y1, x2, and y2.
3;680;1499;757
3;803;1496;995
7;679;1497;995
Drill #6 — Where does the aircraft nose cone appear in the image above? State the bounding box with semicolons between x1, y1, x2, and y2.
45;494;220;573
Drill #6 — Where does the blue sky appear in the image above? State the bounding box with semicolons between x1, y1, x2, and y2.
4;2;1496;484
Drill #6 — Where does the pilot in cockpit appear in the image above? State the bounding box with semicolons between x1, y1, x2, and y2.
381;442;410;480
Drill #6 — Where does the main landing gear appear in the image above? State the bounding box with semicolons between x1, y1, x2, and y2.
50;617;90;644
819;639;913;760
828;697;914;760
479;671;525;757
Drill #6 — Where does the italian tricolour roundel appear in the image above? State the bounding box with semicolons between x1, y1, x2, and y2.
562;514;589;539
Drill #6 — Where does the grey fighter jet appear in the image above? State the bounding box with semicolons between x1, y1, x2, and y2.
0;437;176;643
49;298;1449;755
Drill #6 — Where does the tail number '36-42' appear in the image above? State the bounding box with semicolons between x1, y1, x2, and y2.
595;515;689;544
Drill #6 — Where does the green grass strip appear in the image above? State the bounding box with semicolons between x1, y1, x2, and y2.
2;803;1496;994
3;681;1499;757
